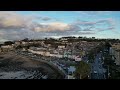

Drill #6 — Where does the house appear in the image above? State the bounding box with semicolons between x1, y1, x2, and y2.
75;56;82;61
47;44;51;47
114;49;120;65
64;50;72;58
68;66;76;79
22;47;28;51
22;41;28;45
49;54;63;58
15;41;21;47
0;48;2;52
28;49;50;56
1;45;14;52
59;38;68;41
58;45;65;49
110;43;120;65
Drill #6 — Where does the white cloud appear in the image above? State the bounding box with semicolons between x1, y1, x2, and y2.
0;11;117;40
0;12;27;29
0;12;52;30
75;18;115;32
75;11;114;15
33;22;71;32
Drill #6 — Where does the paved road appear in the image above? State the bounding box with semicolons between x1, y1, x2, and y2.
91;52;106;79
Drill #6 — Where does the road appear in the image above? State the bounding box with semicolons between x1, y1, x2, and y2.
91;52;106;79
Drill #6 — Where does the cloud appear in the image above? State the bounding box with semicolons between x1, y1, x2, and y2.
0;11;117;41
27;18;116;38
0;32;3;35
0;12;28;30
32;22;71;32
74;18;115;32
0;11;54;41
76;11;103;15
0;12;52;30
76;11;114;16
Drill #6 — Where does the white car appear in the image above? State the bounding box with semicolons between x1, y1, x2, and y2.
94;71;97;73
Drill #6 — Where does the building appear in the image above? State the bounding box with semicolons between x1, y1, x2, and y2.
28;49;50;56
21;41;28;46
68;66;76;79
0;45;14;52
58;45;65;49
0;48;2;52
110;43;120;65
75;56;82;61
114;50;120;65
14;41;21;47
49;54;63;58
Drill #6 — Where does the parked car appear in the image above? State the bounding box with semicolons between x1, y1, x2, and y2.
94;70;97;73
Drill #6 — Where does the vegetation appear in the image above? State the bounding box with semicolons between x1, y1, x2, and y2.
22;38;29;42
87;48;96;63
74;61;91;79
15;45;22;49
4;41;14;45
0;44;3;47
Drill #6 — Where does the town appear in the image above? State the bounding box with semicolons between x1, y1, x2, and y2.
0;36;120;79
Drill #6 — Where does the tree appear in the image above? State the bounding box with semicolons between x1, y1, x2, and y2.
78;36;83;39
0;44;3;47
15;45;22;49
105;42;111;52
22;38;29;42
87;48;96;63
4;41;14;45
74;61;91;79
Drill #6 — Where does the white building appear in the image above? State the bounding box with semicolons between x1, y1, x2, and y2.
28;49;50;56
49;54;63;58
68;66;76;79
22;41;28;45
1;45;14;52
1;45;13;49
15;41;21;46
58;45;65;49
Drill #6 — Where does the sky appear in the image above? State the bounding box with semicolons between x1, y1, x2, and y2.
0;11;120;42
